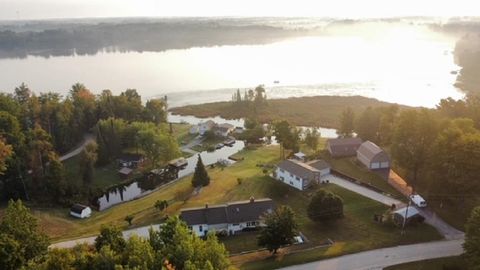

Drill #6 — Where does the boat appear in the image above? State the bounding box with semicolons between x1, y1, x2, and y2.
215;143;224;149
273;80;280;84
168;157;188;168
223;138;235;146
450;70;458;75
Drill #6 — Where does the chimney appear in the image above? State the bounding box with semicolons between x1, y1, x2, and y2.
205;203;209;209
250;196;255;203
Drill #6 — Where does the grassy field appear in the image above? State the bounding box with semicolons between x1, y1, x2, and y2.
384;256;467;270
63;155;125;189
38;144;440;270
170;96;413;128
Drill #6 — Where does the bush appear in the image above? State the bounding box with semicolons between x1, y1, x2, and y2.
307;189;344;222
237;178;243;185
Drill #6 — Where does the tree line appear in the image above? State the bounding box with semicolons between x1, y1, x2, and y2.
337;95;480;222
0;83;175;205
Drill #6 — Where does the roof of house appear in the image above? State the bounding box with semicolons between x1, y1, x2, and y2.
326;137;363;157
357;141;389;162
200;120;216;128
117;153;144;162
70;204;90;214
327;137;363;147
180;198;275;226
306;160;331;171
394;207;420;219
216;123;235;133
294;152;306;158
277;159;320;179
118;167;133;175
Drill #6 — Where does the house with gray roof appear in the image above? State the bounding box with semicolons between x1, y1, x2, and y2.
326;137;363;157
275;159;330;190
179;198;274;237
356;141;390;170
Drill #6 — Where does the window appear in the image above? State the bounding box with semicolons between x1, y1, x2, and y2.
280;169;285;173
295;176;301;181
290;173;294;177
199;225;203;232
290;181;294;185
232;223;239;226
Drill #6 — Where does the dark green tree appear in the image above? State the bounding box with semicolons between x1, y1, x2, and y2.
79;141;98;185
257;205;298;254
307;189;344;222
337;107;355;138
464;206;480;270
0;200;49;266
0;234;24;270
94;225;126;253
192;155;210;187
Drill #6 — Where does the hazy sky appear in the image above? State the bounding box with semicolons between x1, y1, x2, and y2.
0;0;479;20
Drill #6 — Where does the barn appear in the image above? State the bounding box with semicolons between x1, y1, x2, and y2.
326;137;363;157
70;204;92;219
356;141;390;170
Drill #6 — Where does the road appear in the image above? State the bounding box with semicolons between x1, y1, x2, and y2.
324;174;464;240
50;224;161;249
278;239;464;270
59;134;95;162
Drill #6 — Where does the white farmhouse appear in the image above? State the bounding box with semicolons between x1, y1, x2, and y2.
70;204;92;219
179;198;274;237
275;159;330;191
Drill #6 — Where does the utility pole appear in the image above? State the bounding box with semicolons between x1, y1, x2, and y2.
401;199;411;235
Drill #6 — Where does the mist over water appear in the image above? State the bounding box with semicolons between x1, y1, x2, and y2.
0;19;464;108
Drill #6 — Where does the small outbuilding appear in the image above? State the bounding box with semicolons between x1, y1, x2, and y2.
70;204;92;219
393;207;424;226
306;160;331;176
356;141;390;170
117;153;144;168
326;137;363;157
293;152;307;162
118;167;133;179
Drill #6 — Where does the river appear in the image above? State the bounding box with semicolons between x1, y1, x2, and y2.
0;29;464;108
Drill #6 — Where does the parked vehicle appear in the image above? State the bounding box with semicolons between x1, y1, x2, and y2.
410;194;427;208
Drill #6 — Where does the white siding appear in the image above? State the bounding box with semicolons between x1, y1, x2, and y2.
70;207;92;219
275;167;305;190
380;162;389;168
371;162;380;169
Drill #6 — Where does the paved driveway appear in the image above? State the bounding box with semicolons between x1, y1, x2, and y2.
278;239;464;270
59;134;95;162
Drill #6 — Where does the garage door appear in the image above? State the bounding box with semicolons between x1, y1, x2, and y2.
371;162;380;169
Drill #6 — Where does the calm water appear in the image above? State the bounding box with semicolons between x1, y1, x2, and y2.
0;29;464;108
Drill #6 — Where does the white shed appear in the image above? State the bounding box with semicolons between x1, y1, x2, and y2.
70;204;92;219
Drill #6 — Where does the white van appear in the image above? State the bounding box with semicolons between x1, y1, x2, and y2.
410;194;427;208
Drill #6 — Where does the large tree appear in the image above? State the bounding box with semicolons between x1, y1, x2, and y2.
258;205;298;254
464;206;480;270
94;225;126;253
0;137;13;175
337;107;355;138
192;155;210;187
79;141;98;185
0;200;49;268
391;110;439;191
307;189;344;222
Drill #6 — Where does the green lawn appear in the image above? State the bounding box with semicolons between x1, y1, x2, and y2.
63;155;124;189
34;145;440;270
384;256;467;270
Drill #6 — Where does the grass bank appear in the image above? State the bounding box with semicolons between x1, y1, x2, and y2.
384;256;466;270
170;95;412;128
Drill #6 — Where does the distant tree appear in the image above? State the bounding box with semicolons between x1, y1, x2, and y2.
191;155;210;187
79;141;98;185
273;120;299;158
94;225;126;253
464;206;480;270
304;128;320;151
92;245;117;270
0;200;49;267
144;98;167;124
123;235;155;269
337;107;355;138
307;189;344;222
355;107;381;143
258;206;298;254
391;110;439;191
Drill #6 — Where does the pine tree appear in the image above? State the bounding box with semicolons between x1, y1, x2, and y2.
192;155;210;187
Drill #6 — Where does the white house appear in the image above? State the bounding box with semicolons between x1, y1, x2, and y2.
70;204;92;219
356;141;390;170
179;198;274;237
275;159;330;191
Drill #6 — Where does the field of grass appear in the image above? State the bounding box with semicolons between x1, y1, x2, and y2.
63;155;124;189
31;144;440;270
384;256;466;270
170;96;413;128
